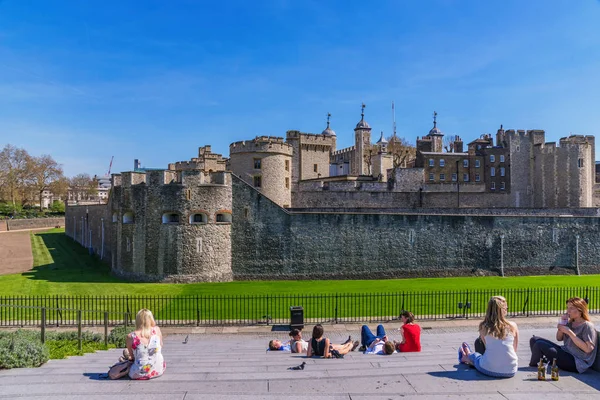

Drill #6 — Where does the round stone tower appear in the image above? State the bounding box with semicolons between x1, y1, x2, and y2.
229;136;293;208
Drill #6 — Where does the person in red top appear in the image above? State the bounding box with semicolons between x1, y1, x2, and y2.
394;311;421;352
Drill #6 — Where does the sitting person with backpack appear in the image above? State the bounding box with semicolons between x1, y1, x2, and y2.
126;309;166;380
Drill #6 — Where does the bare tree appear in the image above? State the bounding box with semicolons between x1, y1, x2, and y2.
387;136;416;168
443;134;458;153
0;145;32;207
30;154;64;211
69;173;97;202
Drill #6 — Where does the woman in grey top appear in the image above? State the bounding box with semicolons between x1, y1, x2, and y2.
529;297;597;373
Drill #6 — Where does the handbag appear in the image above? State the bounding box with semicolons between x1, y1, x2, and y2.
108;360;132;380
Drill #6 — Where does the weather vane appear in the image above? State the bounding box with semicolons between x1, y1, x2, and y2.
361;103;366;118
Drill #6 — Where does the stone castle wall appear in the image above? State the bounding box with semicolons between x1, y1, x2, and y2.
65;206;111;262
6;217;66;231
232;175;600;279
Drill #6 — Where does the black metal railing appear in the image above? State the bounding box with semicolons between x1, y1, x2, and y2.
0;287;596;327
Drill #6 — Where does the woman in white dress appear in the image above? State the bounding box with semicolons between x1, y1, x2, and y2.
126;309;166;380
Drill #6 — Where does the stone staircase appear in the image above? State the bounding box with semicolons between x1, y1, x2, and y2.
1;328;599;399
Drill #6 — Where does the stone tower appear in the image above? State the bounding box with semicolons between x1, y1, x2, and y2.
285;118;336;197
428;111;444;153
109;169;233;282
229;136;293;208
353;103;372;175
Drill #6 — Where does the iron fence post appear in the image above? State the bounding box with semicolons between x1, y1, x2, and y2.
104;312;108;347
266;295;270;326
41;307;46;344
77;310;82;351
196;295;200;327
335;293;338;324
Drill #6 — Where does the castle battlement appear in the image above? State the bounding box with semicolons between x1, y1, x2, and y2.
286;130;336;144
229;136;293;156
332;146;355;156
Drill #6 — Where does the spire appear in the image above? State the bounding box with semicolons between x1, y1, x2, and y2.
428;110;443;136
377;130;388;144
355;102;371;130
321;112;336;136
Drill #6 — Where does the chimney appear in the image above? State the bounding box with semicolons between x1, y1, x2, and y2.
454;136;464;153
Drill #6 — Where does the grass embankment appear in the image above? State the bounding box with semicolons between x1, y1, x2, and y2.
0;228;596;321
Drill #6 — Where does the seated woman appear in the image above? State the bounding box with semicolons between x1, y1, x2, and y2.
126;309;165;380
529;297;597;373
306;324;359;358
394;311;421;353
459;296;518;378
268;329;307;353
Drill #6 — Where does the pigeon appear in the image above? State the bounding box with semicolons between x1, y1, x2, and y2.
288;362;306;370
182;335;189;344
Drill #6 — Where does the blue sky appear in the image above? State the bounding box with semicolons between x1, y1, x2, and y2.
1;0;599;177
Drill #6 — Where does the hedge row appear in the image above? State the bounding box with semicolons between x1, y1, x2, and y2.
0;326;130;369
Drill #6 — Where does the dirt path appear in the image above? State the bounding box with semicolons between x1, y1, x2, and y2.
0;231;33;275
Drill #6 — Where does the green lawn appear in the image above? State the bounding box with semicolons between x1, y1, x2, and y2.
0;228;596;323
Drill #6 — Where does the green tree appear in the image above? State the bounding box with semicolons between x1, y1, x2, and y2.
30;154;64;211
0;145;32;207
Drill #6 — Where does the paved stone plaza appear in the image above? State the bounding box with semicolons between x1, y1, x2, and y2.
1;321;599;399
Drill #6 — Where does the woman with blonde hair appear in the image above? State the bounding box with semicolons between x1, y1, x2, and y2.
458;296;519;378
126;309;166;380
529;297;597;373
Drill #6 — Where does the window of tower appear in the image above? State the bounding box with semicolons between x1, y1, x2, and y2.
253;176;262;188
162;213;180;224
189;213;208;224
253;158;261;169
123;212;134;224
112;212;118;223
215;212;232;224
285;160;290;171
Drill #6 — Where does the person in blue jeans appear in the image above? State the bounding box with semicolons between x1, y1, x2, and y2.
360;324;387;351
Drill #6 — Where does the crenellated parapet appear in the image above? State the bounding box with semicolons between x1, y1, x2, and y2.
332;146;356;157
230;136;293;156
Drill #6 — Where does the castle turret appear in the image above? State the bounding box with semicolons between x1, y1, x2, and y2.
229;136;293;208
354;103;372;175
428;111;444;153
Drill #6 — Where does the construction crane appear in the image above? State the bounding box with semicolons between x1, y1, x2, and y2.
106;156;114;177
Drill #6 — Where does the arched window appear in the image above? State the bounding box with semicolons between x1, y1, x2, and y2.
215;212;232;224
189;213;208;224
112;212;118;223
123;212;134;224
162;213;180;224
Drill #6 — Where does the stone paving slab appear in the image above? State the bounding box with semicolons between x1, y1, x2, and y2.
1;326;600;399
